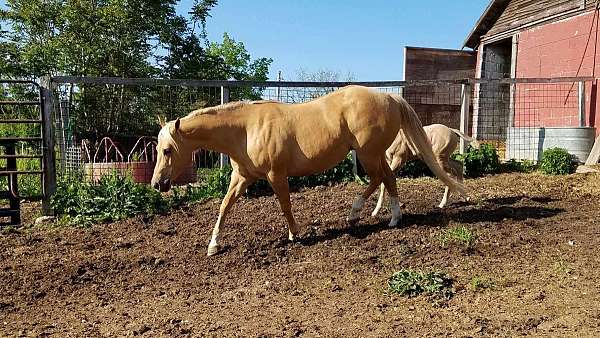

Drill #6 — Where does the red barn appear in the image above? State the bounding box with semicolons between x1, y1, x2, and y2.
463;0;600;161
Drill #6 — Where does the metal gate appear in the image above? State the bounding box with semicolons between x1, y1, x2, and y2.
0;79;55;225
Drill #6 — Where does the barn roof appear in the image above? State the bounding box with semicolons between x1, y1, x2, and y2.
463;0;511;50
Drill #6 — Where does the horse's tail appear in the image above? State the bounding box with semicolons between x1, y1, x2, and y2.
449;128;480;149
394;96;467;196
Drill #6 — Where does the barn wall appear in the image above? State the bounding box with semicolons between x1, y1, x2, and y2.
515;10;600;134
403;47;476;129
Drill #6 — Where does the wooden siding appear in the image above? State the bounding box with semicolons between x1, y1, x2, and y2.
485;0;587;39
404;47;476;81
403;47;476;129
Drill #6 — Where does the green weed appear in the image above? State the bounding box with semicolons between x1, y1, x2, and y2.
388;268;454;301
438;225;477;250
469;276;495;291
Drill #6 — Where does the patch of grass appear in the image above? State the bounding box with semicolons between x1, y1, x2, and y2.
388;268;454;301
0;225;19;234
438;225;477;250
470;276;495;291
554;257;573;275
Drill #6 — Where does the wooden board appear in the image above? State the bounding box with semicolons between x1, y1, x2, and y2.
585;134;600;165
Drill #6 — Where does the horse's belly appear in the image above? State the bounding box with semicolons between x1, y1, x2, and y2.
287;144;349;176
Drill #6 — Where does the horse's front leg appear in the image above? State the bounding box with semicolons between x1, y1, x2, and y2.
207;169;254;256
266;171;299;241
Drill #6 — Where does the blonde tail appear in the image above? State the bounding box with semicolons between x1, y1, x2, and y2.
395;97;467;196
449;128;480;149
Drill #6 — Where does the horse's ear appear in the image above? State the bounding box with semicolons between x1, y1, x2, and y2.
169;118;181;135
157;115;166;127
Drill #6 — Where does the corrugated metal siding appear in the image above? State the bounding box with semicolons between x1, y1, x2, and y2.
486;0;584;38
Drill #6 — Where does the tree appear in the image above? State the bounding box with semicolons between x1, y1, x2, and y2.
0;0;271;81
291;68;356;102
207;33;272;99
295;68;355;82
0;0;273;143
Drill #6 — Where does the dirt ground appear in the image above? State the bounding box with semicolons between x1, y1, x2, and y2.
1;172;600;337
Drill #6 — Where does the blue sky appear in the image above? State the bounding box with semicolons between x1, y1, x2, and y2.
1;0;489;81
185;0;489;80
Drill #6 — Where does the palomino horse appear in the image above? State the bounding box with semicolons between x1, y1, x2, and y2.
151;86;466;256
372;124;479;215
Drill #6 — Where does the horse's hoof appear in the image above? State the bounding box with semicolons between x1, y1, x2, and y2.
207;244;221;256
371;210;380;217
438;203;446;209
347;217;360;226
288;232;296;242
388;218;401;227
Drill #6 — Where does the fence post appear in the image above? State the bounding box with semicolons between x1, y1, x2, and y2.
40;76;57;216
578;81;586;127
220;86;230;168
460;82;472;154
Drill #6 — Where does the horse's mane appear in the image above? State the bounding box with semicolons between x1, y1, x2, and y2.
185;100;280;118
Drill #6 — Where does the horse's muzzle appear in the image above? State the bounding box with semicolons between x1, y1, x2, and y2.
152;178;171;192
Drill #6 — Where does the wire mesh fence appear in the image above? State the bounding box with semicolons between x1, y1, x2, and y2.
48;76;595;184
473;78;590;161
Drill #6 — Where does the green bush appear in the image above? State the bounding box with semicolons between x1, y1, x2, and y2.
171;167;234;206
52;172;168;227
454;144;500;177
539;148;578;175
388;269;454;301
501;159;537;173
396;159;434;178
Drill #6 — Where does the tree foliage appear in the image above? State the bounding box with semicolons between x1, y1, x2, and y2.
0;0;272;146
0;0;272;81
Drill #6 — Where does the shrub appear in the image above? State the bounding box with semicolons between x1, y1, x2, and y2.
388;269;454;301
539;148;577;175
501;159;537;173
396;160;433;178
438;225;477;250
171;167;234;206
52;171;168;227
454;144;500;177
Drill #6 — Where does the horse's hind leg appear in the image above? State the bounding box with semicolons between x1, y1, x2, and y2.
372;156;404;217
371;184;386;217
348;154;388;225
381;158;402;226
439;158;464;208
208;168;255;256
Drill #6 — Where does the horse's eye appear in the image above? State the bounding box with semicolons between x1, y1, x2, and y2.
163;149;172;156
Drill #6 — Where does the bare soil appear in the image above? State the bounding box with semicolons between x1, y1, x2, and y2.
1;173;600;337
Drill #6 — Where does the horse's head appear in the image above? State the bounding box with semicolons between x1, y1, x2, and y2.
151;116;192;192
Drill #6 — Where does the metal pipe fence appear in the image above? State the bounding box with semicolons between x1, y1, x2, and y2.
47;76;596;184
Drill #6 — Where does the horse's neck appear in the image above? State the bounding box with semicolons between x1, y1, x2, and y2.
181;112;243;155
